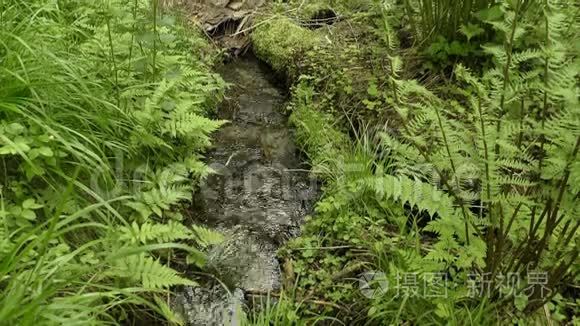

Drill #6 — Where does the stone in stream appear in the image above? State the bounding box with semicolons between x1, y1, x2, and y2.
227;0;244;10
173;56;319;325
205;226;282;291
173;286;245;325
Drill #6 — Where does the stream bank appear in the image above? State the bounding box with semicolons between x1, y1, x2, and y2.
174;54;320;325
173;1;580;324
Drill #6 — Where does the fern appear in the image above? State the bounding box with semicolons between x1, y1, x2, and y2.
119;220;193;244
379;0;579;313
191;224;225;248
111;253;196;289
162;111;226;141
365;174;485;267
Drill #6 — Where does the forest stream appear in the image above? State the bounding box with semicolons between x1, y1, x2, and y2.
3;1;578;325
173;55;319;325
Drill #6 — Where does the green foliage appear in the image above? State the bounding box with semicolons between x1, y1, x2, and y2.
376;0;579;319
112;254;196;289
119;220;194;244
0;0;225;324
397;0;498;71
285;88;410;319
258;0;579;324
288;81;350;176
422;35;485;71
252;3;401;128
241;292;307;326
403;0;495;43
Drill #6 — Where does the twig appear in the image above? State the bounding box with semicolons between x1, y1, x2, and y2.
225;151;239;166
290;245;357;250
244;289;345;310
331;262;369;281
230;14;279;37
235;15;250;35
543;304;553;326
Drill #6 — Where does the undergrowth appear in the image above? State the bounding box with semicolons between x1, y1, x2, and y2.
250;0;580;325
0;0;225;324
2;0;577;324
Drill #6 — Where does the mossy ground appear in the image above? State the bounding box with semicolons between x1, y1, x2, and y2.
251;3;407;132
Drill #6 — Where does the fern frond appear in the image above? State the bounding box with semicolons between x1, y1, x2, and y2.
119;221;193;244
162;112;225;140
190;225;224;248
112;253;196;289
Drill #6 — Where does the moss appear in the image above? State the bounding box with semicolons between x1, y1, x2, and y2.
297;3;334;20
251;17;322;77
285;0;372;17
251;5;398;128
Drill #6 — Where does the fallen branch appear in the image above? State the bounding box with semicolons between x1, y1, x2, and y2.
290;245;359;250
331;261;370;281
244;289;346;311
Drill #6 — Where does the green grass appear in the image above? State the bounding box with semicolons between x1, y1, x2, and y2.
0;0;225;324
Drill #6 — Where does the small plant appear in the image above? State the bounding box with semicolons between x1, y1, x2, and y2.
403;0;495;44
422;35;486;72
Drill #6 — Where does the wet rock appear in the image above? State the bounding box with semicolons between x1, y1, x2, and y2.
205;227;282;291
177;56;320;325
173;286;245;326
227;0;244;10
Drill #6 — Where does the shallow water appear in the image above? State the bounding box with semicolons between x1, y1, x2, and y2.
174;56;319;325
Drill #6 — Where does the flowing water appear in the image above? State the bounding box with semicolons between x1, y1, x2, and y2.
174;56;319;325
